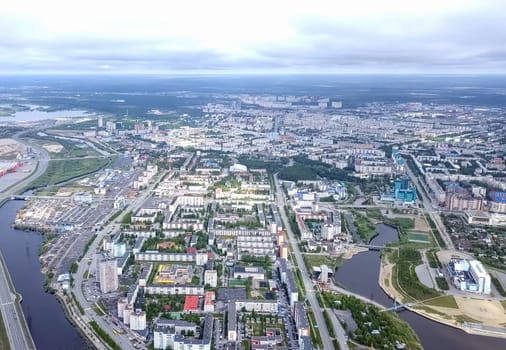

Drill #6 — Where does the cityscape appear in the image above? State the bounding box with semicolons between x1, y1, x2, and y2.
1;1;506;350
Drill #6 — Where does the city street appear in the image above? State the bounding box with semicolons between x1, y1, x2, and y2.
273;173;349;350
70;172;167;349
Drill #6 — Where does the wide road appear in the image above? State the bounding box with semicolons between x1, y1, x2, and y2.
403;156;454;249
273;174;349;350
0;253;35;350
71;172;167;350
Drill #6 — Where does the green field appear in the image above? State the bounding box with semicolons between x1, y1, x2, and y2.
303;254;343;270
407;231;430;243
229;279;247;286
27;157;110;189
352;211;377;243
25;134;101;158
424;295;458;308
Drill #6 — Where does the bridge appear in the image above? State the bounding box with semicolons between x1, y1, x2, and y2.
355;243;386;251
382;300;413;312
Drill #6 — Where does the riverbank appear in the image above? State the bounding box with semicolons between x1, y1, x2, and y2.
55;291;103;349
341;245;369;260
0;251;36;349
379;253;506;339
0;200;87;349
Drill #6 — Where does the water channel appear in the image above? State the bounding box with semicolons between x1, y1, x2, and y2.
0;200;88;350
334;223;506;350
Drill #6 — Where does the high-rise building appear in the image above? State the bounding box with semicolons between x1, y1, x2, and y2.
98;116;104;128
394;177;417;202
98;259;118;293
130;310;147;331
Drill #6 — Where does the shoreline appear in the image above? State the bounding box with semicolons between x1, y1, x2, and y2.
54;292;100;350
378;255;506;339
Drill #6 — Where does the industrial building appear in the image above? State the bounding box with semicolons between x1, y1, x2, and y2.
0;161;23;177
448;258;491;294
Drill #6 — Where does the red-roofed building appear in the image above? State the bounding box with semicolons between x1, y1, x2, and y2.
183;295;199;312
204;291;215;312
186;247;197;254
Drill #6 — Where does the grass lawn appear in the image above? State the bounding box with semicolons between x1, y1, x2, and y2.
229;279;247;286
455;315;482;324
352;211;377;243
302;254;342;270
27;157;110;188
414;305;450;318
424;295;458;309
407;231;431;243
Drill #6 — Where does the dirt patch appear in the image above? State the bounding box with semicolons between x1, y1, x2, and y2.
0;138;25;159
436;249;474;265
42;143;64;153
342;246;368;259
453;297;506;327
379;257;405;302
415;216;430;232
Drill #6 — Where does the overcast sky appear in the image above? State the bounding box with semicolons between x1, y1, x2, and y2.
1;0;506;74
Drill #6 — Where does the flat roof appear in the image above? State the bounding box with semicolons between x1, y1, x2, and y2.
183;295;200;311
204;291;215;304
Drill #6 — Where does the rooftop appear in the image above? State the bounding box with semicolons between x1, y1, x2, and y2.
183;295;200;311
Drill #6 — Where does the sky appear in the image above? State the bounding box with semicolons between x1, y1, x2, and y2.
1;0;506;74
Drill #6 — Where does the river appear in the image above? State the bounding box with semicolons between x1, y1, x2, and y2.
334;223;506;350
0;200;88;350
12;109;94;122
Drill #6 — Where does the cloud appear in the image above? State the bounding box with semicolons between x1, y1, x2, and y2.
1;0;506;73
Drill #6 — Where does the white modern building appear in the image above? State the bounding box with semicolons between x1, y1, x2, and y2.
130;310;147;331
448;259;491;294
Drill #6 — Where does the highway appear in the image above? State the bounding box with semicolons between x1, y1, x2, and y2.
0;253;35;350
273;174;349;350
70;172;167;350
